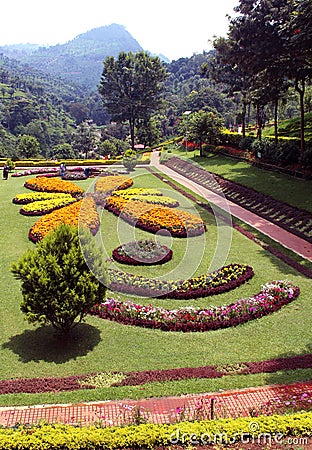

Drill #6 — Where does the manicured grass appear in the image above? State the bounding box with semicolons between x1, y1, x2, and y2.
164;147;312;212
0;169;311;407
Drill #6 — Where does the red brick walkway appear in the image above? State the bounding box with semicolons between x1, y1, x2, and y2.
0;381;311;427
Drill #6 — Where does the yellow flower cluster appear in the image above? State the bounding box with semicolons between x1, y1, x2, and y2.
24;177;84;196
95;175;133;194
29;197;99;242
106;196;206;236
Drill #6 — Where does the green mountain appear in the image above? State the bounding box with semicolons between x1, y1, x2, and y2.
0;24;143;88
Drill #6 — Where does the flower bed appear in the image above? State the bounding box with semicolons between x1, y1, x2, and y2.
0;354;310;395
105;196;206;237
107;264;254;299
28;197;99;242
112;239;173;265
24;176;84;197
91;280;299;331
112;193;179;207
95;175;133;194
13;192;73;205
20;196;77;216
12;168;59;177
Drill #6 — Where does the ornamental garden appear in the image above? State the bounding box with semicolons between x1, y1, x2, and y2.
0;160;311;420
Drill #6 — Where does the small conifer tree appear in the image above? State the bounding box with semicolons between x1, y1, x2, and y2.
11;224;106;335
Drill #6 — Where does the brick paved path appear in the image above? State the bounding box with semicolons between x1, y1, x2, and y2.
0;381;311;427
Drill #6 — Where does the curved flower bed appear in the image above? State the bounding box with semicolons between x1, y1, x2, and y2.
95;175;133;194
24;177;84;197
20;196;77;216
105;196;206;237
28;197;99;242
107;264;254;299
13;192;73;205
112;239;173;265
91;280;299;331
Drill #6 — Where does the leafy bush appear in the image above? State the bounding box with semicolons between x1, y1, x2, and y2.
123;149;137;170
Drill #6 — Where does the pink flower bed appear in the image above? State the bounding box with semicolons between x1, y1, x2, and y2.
90;280;299;332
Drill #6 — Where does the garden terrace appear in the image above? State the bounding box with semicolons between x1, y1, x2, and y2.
0;167;311;410
163;157;312;243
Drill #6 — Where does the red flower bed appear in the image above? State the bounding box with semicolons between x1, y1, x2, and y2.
0;354;311;395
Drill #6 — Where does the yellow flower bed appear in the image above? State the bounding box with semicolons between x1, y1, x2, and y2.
20;196;77;216
95;175;133;194
24;177;84;196
106;196;206;237
13;192;73;204
29;197;99;242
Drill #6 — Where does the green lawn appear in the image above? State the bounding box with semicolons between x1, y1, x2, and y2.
164;147;312;212
0;168;311;407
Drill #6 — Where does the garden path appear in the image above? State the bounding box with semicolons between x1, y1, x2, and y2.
0;381;311;427
150;151;312;262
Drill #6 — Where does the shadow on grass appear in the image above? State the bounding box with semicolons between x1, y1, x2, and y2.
2;323;101;363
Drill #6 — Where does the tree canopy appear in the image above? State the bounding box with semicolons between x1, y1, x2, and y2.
98;51;167;149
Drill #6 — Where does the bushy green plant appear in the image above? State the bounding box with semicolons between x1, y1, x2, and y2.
11;224;107;335
122;149;137;170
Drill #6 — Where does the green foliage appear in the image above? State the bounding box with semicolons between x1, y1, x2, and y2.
10;224;107;335
123;149;137;170
0;411;311;449
98;51;167;149
17;134;40;159
187;111;223;156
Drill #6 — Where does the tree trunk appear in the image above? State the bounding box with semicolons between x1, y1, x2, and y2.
295;78;305;159
274;97;279;145
129;118;135;150
242;101;246;138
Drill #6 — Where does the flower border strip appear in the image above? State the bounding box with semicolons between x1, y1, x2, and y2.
107;264;254;299
91;280;299;332
0;354;310;395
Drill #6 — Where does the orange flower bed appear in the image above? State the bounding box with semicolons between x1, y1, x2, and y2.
24;177;84;197
28;197;99;242
105;196;206;237
95;175;133;194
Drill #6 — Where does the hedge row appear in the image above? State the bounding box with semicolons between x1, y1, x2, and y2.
0;412;311;449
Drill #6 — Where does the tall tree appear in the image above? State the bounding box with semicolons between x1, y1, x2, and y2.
98;51;167;149
17;134;40;159
73;120;98;159
186;110;223;157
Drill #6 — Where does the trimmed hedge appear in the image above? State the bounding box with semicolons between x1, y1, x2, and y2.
0;412;311;449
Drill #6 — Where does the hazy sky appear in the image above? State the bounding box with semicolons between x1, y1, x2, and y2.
1;0;238;60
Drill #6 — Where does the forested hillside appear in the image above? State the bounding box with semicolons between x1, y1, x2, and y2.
0;24;143;88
